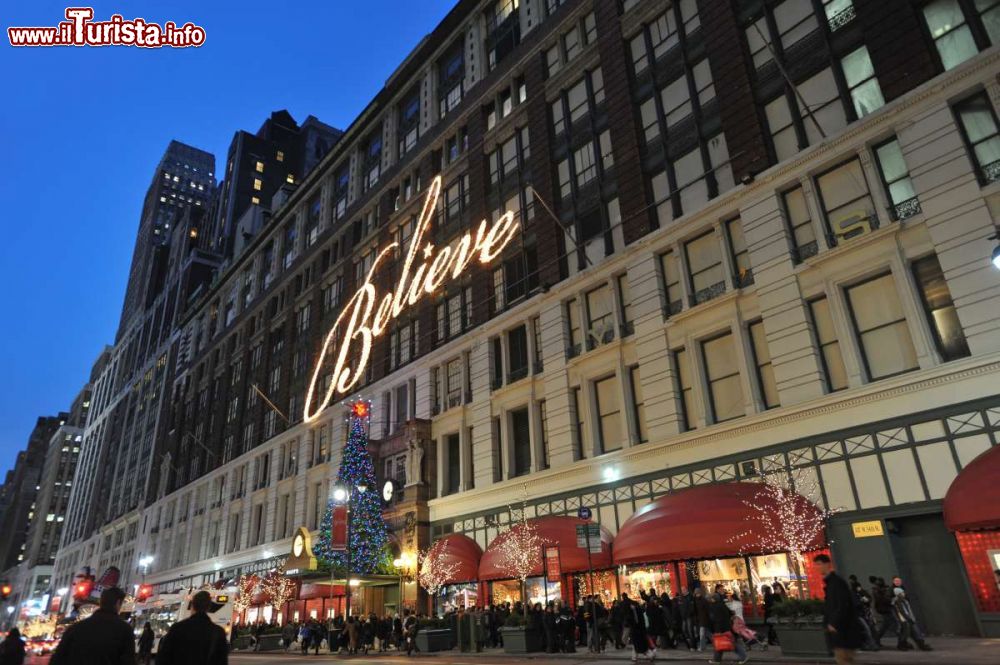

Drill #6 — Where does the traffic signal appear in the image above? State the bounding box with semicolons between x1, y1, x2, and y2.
136;584;152;602
0;582;11;600
72;577;93;602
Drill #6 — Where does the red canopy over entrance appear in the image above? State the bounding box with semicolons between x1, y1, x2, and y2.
422;533;483;584
613;482;825;564
478;515;612;581
944;444;1000;532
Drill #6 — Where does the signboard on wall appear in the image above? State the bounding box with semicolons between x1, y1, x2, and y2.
851;520;885;538
544;546;561;582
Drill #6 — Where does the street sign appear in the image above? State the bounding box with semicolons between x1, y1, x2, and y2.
575;523;602;553
577;506;592;520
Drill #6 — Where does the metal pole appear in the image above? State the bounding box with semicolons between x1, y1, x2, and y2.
586;529;598;653
345;496;352;618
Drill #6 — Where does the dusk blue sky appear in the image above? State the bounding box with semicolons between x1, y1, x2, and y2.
0;0;457;475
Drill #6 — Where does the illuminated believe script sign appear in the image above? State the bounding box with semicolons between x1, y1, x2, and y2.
303;175;520;423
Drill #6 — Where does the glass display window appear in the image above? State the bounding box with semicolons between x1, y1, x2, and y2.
617;564;671;599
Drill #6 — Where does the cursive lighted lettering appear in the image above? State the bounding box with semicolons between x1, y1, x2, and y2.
303;175;520;423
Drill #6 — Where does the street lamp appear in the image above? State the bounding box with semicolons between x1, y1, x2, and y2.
333;481;367;618
992;243;1000;270
139;555;155;580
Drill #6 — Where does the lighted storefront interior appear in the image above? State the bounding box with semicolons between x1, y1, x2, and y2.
437;583;478;613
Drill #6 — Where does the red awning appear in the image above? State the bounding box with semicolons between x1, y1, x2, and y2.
478;515;612;581
944;444;1000;532
613;482;826;565
422;533;483;584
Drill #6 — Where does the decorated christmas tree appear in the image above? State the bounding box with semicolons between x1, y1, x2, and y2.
315;401;391;574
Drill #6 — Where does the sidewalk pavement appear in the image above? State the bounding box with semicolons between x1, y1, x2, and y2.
455;637;998;663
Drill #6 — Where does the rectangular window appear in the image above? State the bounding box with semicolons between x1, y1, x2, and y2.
783;186;818;261
574;142;597;186
702;332;745;423
586;284;614;347
660;251;683;315
446;433;461;494
748;320;780;409
874;138;920;220
630;365;647;443
617;274;634;333
673;348;695;431
726;218;753;287
685;231;725;304
511;408;531;477
912;254;970;361
840;46;884;118
808;296;848;392
954;92;1000;185
508;325;529;380
923;0;980;70
572;386;586;459
595;375;623;453
845;273;919;380
538;400;549;469
566;298;582;357
816;158;876;245
446;358;463;407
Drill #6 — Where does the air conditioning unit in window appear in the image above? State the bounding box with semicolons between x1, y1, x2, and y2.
833;210;874;243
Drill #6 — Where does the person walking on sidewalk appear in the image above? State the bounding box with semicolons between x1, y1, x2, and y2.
707;593;748;664
0;628;25;665
694;587;711;652
892;588;932;652
155;590;227;665
815;554;862;665
622;594;654;662
137;623;155;665
51;587;135;665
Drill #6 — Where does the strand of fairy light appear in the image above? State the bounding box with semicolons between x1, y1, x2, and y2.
729;466;835;568
417;539;460;597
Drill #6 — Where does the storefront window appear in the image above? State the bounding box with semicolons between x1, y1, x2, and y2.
618;564;672;599
956;531;1000;612
437;583;479;613
491;576;562;607
576;570;618;604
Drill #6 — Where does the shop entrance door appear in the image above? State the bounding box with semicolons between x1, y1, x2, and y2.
889;514;977;636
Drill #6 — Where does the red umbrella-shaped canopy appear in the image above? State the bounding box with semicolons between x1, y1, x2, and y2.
613;482;826;565
478;515;613;581
421;532;483;584
944;443;1000;532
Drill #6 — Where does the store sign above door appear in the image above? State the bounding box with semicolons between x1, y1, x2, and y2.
303;175;520;423
851;520;884;538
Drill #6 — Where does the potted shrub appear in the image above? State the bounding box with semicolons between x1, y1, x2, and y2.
770;598;830;657
501;613;543;654
415;618;453;652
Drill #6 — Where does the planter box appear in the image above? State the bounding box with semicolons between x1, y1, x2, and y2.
232;636;252;651
774;623;831;657
501;627;544;654
416;629;453;652
256;634;285;651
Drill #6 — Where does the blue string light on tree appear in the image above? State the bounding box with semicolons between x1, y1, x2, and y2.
315;400;391;574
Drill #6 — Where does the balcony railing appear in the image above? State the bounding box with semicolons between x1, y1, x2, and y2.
892;196;922;221
508;366;529;383
734;268;755;289
794;240;820;263
566;343;581;360
982;159;1000;185
689;281;727;307
827;5;856;32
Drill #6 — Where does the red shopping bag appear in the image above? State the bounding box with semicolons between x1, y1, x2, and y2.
712;632;735;652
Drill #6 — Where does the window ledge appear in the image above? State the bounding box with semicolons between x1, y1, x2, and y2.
796;223;897;271
664;289;739;326
980;177;1000;200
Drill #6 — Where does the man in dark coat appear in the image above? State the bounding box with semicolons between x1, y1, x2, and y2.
815;554;862;665
156;590;227;665
51;587;135;665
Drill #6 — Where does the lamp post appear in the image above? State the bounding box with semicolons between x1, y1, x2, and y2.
333;481;367;618
139;556;155;582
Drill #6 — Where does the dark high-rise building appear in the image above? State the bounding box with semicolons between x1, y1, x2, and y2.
117;141;216;340
211;111;342;259
0;415;64;570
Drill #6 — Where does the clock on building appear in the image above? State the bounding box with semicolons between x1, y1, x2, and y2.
382;480;395;503
292;532;305;558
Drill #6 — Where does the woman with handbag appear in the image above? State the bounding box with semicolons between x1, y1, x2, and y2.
623;594;654;662
707;593;748;664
